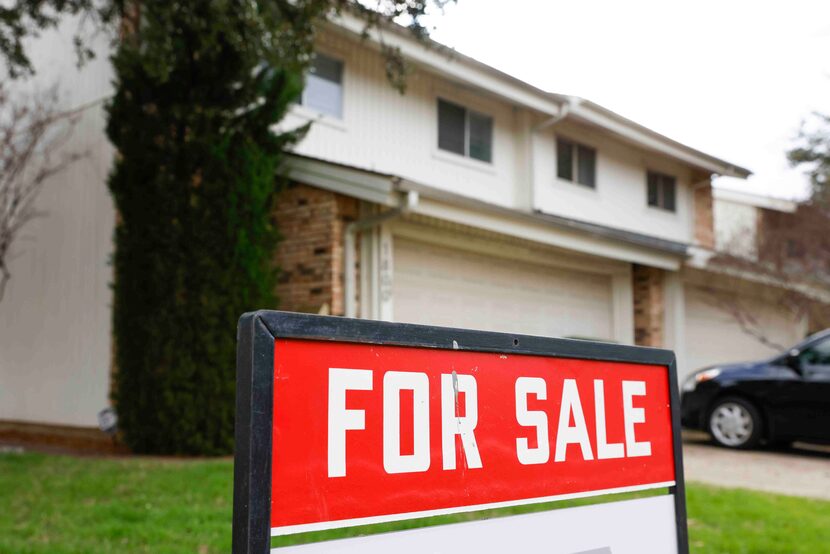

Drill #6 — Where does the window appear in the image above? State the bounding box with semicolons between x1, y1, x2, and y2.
437;99;493;163
556;138;596;188
301;53;344;118
647;171;676;212
800;338;830;369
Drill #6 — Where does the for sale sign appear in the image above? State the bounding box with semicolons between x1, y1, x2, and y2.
233;312;688;554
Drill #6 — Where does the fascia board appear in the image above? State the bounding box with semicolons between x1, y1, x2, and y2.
325;16;749;180
411;196;682;271
329;14;564;117
569;102;751;179
713;187;798;213
685;249;830;303
284;156;399;206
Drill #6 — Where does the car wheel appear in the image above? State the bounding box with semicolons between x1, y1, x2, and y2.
708;397;762;449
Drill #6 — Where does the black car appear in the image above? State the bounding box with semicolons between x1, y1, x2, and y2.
681;329;830;449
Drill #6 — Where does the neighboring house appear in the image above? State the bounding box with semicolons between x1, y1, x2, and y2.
681;188;830;375
7;14;820;447
680;188;807;374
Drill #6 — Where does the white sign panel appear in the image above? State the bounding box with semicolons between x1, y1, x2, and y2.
274;495;679;554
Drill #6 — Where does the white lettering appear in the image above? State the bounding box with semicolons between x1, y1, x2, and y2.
328;368;373;477
515;377;550;465
622;380;652;457
383;371;431;474
441;372;483;470
594;380;625;459
554;379;594;462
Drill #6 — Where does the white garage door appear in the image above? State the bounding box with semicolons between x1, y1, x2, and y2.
393;238;615;341
684;285;802;376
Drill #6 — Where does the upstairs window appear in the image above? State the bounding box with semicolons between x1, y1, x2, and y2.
301;53;344;118
647;171;677;212
437;99;493;163
557;138;596;188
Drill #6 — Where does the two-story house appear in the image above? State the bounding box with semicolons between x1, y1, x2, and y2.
270;16;751;377
7;14;805;450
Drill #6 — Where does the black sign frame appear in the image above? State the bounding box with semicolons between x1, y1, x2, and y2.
233;310;689;554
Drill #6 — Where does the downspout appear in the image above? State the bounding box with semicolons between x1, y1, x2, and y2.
534;99;573;134
344;189;419;318
527;98;574;210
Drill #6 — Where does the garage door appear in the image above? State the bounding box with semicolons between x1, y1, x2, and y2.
684;285;802;376
393;237;615;341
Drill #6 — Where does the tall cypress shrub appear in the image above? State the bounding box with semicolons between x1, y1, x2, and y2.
106;2;305;454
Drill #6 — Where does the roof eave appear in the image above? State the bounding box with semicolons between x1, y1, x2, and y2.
325;15;750;180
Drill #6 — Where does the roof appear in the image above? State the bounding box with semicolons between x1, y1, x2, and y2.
712;187;797;213
329;13;751;179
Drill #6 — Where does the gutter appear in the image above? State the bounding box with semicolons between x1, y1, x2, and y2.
344;190;419;318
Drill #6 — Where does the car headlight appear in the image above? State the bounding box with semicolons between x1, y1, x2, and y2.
682;368;721;392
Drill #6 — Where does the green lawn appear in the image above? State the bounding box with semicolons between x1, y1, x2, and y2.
1;452;828;553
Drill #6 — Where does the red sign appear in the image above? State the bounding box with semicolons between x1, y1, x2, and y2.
271;339;675;535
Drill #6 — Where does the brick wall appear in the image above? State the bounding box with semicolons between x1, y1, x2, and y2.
632;264;664;347
693;175;715;249
274;183;359;315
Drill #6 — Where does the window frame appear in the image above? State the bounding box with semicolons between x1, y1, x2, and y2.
556;137;597;189
436;98;494;164
646;170;677;213
300;52;345;119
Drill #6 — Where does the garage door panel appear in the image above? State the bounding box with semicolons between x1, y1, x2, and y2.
684;286;801;376
393;238;614;340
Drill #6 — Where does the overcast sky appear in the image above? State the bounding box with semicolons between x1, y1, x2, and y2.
423;0;830;200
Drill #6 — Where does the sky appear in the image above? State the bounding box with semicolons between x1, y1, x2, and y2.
422;0;830;200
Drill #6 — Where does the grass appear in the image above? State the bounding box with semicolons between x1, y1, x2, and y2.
1;452;829;553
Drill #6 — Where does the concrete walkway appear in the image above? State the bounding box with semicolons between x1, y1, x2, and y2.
682;432;830;500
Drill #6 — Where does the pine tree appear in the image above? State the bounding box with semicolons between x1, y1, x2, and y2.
106;1;305;453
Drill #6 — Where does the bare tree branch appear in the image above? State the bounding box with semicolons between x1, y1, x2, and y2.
0;84;87;304
704;197;830;348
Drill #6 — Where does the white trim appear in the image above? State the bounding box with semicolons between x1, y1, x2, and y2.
685;250;830;304
284;156;398;207
713;187;798;213
378;224;395;321
288;104;348;132
324;15;747;179
391;219;629;275
431;148;496;175
612;270;635;344
328;15;563;117
270;480;675;538
663;271;687;379
412;196;682;270
569;102;749;178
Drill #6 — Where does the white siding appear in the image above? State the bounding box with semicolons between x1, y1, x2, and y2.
283;30;698;246
714;198;759;259
0;23;115;427
533;120;695;243
281;30;521;208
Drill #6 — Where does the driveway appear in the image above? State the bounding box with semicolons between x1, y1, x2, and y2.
682;431;830;500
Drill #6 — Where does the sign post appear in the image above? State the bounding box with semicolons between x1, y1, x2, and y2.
233;311;688;554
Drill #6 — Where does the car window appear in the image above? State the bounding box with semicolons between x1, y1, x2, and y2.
799;338;830;370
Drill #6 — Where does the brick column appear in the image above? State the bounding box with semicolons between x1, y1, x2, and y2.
274;183;359;315
693;175;715;249
632;264;665;347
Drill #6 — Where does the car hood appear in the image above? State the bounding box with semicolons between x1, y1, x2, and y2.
708;359;782;380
